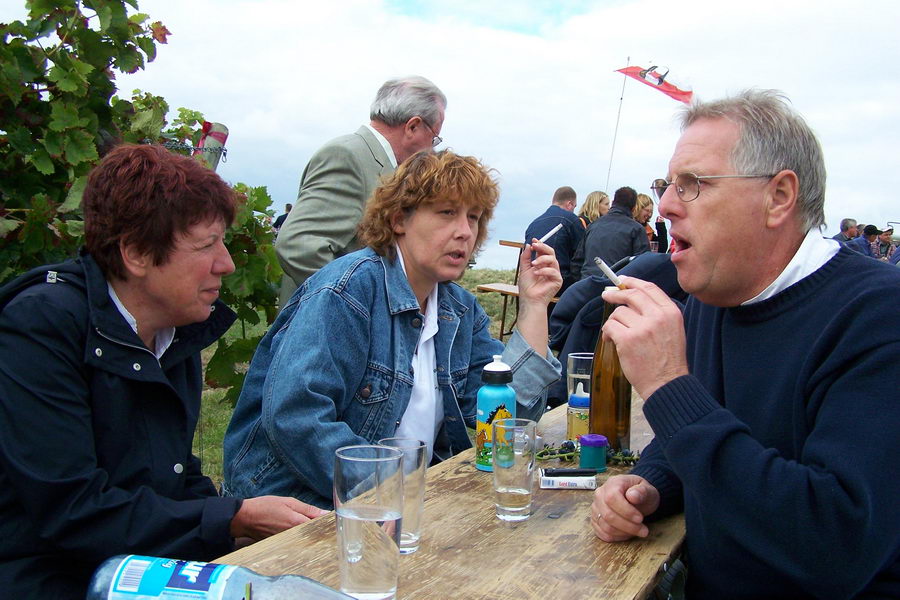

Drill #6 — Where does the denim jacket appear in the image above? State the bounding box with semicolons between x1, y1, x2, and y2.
223;248;560;508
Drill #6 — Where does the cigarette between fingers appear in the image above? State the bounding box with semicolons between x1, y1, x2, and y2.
594;257;626;290
537;223;563;244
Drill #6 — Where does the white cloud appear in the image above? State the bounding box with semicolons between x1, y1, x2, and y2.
4;0;898;263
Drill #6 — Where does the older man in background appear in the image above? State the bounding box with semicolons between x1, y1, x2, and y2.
276;76;446;304
830;217;857;244
591;90;900;598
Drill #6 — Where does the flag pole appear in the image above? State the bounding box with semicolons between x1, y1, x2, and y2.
605;56;629;191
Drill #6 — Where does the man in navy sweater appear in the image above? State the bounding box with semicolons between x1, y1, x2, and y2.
590;90;900;599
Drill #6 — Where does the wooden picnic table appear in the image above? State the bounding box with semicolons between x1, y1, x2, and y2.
217;403;685;599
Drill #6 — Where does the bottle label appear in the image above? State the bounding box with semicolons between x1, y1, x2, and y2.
105;555;236;599
475;402;513;471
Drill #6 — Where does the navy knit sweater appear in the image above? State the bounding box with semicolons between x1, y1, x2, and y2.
632;247;900;599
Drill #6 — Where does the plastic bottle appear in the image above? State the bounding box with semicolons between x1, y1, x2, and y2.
588;287;632;451
566;382;590;441
86;554;352;599
475;354;516;472
578;433;608;472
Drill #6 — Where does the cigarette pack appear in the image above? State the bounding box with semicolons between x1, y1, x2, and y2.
539;469;597;490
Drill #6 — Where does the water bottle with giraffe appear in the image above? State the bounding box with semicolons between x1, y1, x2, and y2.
475;355;515;472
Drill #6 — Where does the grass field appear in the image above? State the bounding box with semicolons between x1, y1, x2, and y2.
192;267;516;486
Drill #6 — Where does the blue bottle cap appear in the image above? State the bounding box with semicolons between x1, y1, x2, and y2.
568;382;589;407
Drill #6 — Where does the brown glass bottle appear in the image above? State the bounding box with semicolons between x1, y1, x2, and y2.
588;286;632;451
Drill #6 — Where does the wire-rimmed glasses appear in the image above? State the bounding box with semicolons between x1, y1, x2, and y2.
420;118;443;148
651;173;776;202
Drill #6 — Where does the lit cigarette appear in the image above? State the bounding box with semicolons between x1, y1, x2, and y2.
593;257;626;290
537;223;563;244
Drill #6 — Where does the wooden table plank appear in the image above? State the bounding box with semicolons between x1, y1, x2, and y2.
218;405;684;600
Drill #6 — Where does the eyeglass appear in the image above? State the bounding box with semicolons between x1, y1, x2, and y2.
651;173;776;202
420;118;443;148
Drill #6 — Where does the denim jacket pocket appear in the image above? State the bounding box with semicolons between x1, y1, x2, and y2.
347;364;396;439
352;364;394;405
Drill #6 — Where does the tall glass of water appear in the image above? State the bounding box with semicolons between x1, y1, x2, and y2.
334;445;404;600
492;418;537;521
377;438;427;554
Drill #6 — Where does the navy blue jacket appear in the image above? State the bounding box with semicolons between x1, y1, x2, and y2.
525;205;584;292
572;205;650;280
0;253;240;598
847;235;877;258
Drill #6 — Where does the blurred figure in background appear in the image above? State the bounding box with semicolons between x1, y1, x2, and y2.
578;190;610;228
634;193;668;253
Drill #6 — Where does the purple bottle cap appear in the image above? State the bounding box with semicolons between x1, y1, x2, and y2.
579;434;608;447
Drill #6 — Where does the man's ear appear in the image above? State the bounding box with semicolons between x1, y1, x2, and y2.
765;169;800;229
119;239;150;278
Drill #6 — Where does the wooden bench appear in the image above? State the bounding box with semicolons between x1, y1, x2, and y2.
475;240;558;342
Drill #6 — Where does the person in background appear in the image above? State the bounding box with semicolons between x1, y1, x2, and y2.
830;217;857;244
589;90;900;598
524;186;584;293
571;186;650;279
0;145;324;599
578;190;610;228
223;150;562;509
272;202;292;232
275;76;447;305
848;224;881;258
875;225;895;261
634;193;668;252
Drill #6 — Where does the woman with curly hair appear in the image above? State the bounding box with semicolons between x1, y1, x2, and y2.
223;150;562;509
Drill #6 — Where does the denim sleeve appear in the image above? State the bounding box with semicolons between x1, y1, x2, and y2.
259;286;376;502
503;330;561;422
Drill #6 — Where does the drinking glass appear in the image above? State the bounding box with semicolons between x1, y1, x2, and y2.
566;352;593;398
491;418;537;521
377;438;427;554
333;445;404;600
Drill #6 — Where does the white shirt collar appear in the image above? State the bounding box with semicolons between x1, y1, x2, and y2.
364;123;397;168
742;229;841;305
107;281;175;359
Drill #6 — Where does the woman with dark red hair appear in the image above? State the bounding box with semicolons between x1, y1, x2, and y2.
0;144;323;599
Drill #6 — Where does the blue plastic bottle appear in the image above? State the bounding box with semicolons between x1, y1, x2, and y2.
85;555;352;599
475;355;516;472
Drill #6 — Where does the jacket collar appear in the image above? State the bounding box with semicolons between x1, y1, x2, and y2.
356;125;392;171
78;252;236;365
376;248;470;321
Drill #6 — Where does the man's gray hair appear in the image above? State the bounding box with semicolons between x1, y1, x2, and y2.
839;217;857;232
370;76;446;128
680;89;826;232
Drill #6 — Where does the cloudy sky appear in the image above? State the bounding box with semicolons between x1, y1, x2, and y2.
4;0;899;267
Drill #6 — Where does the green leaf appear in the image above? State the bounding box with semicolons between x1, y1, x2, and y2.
95;4;113;32
29;149;55;175
49;101;89;131
0;218;22;237
65;219;85;238
69;56;94;77
131;105;164;136
63;129;99;165
8;126;37;154
59;175;87;213
129;12;150;24
48;64;80;93
41;130;64;157
136;36;156;62
114;45;143;74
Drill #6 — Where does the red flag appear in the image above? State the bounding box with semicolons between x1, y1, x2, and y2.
616;65;693;104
